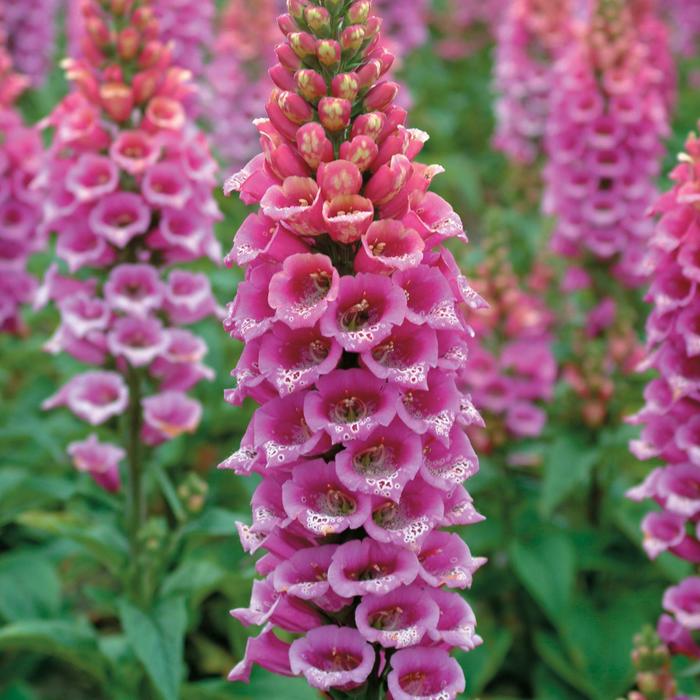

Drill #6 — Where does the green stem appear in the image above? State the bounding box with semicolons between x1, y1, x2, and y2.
125;365;146;600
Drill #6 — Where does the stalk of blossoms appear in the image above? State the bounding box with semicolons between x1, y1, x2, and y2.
220;1;487;697
627;127;700;666
0;19;44;334
492;0;573;165
457;246;557;462
37;0;221;598
0;0;60;86
543;0;671;288
202;0;280;170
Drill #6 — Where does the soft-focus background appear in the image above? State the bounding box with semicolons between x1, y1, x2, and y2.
2;1;700;699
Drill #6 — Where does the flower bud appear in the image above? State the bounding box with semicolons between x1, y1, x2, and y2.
339;135;378;172
276;43;302;70
347;1;371;24
318;97;352;132
110;0;130;15
351;111;386;141
341;25;365;52
132;6;155;30
132;70;158;103
296;122;334;169
289;31;317;59
332;72;359;101
278;91;315;125
86;17;110;47
357;59;381;89
100;82;133;122
287;0;309;20
364;81;399;111
269;64;296;91
278;13;297;36
304;6;331;35
139;40;164;69
117;27;140;61
316;39;342;67
296;69;327;103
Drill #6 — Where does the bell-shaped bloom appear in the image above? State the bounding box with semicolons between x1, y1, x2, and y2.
320;273;407;352
663;578;700;631
394;265;461;330
366;478;444;549
289;627;375;691
418;531;486;589
43;371;129;425
107;315;167;367
103;264;165;317
89;192;151;248
335;420;422;500
282;459;372;536
355;585;440;649
228;630;293;683
66;154;119;203
304;369;399;444
67;434;123;492
164;270;219;324
142;163;192;210
258;324;342;396
428;587;482;651
59;294;111;338
142;391;202;443
356;220;425;273
109;130;161;175
254;392;324;467
268;253;340;328
328;539;420;599
387;647;466;700
420;428;480;491
261;177;324;236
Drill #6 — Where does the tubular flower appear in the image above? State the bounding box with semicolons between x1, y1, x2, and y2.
492;0;573;164
628;128;700;661
203;0;279;170
0;0;60;86
458;250;557;459
221;2;486;696
543;0;671;288
38;0;221;491
0;26;43;333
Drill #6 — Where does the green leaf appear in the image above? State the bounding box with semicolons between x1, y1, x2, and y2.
183;669;317;700
457;627;513;694
534;630;594;696
510;531;575;620
17;511;128;574
0;469;76;524
0;551;60;622
0;683;40;700
119;596;188;700
0;620;108;684
162;560;226;603
540;435;599;516
182;508;246;539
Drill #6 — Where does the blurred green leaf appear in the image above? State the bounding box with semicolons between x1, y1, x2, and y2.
540;436;599;516
458;627;513;694
510;531;575;621
182;507;247;539
0;469;76;524
119;596;188;700
0;551;60;622
0;620;108;684
183;670;317;700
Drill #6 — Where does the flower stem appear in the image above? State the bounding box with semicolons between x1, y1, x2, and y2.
125;365;146;601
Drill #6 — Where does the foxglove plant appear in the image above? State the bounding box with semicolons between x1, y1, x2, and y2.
0;26;44;334
221;1;487;696
493;0;573;164
543;0;670;288
203;0;280;170
38;0;221;561
627;128;700;664
458;249;556;459
0;0;60;85
372;0;428;57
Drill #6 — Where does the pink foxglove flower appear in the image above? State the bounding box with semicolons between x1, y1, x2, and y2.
458;251;556;460
39;0;221;491
543;0;671;287
628;127;700;662
0;0;59;86
493;0;573;164
203;0;279;170
221;1;486;696
0;28;43;334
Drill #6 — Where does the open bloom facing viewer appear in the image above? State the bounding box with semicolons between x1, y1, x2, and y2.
221;0;487;697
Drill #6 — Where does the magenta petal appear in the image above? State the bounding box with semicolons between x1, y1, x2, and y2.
228;629;293;683
387;647;465;700
289;626;375;690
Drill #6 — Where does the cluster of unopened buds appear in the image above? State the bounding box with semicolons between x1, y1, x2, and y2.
627;127;700;663
37;0;221;492
220;1;487;697
543;0;671;287
458;251;556;456
618;627;687;700
493;0;573;164
203;0;280;170
0;26;44;334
